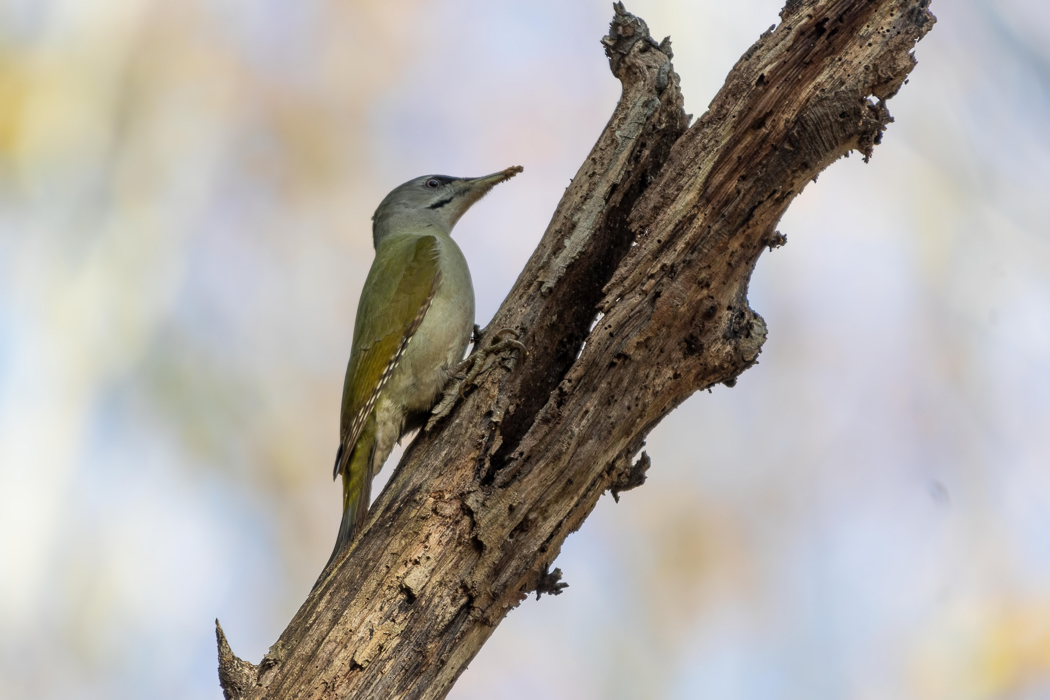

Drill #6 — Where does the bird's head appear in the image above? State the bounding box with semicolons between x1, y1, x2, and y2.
372;166;523;244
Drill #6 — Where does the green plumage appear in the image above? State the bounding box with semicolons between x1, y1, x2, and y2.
327;167;521;566
332;235;441;551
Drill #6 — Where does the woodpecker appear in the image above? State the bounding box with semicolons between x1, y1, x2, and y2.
329;166;522;564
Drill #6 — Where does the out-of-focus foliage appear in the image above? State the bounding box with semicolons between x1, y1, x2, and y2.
0;1;1047;699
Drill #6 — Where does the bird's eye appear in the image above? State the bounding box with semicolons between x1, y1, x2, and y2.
425;178;441;189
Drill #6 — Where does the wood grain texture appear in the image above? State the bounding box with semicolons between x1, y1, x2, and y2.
218;1;935;698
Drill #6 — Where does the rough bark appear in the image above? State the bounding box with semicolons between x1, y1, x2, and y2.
218;1;935;698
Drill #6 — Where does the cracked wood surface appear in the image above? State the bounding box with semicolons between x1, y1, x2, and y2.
218;1;935;698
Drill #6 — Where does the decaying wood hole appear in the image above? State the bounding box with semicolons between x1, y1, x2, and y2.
217;1;936;698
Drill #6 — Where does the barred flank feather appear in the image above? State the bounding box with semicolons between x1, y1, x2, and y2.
332;237;442;481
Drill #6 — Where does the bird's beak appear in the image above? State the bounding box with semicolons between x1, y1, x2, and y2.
466;166;524;188
447;166;523;227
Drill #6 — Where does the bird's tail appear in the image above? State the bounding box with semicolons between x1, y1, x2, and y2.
325;420;377;570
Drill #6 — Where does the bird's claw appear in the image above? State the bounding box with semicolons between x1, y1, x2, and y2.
488;329;528;359
426;328;527;430
457;329;527;397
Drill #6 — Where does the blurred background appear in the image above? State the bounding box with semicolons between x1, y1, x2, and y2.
1;0;1048;698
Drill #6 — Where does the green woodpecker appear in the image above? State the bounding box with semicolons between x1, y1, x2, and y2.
329;166;522;563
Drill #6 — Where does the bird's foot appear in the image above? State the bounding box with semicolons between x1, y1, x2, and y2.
458;329;527;395
427;328;527;430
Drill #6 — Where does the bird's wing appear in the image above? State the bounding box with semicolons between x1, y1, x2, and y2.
334;235;442;478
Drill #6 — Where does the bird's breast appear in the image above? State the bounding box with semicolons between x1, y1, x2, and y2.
389;236;475;413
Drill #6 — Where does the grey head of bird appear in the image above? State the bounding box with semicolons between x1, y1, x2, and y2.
371;166;523;246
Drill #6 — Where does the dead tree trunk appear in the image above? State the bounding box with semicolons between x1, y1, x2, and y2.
217;1;935;697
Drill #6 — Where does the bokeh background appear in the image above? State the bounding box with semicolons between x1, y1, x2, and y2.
1;0;1048;698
